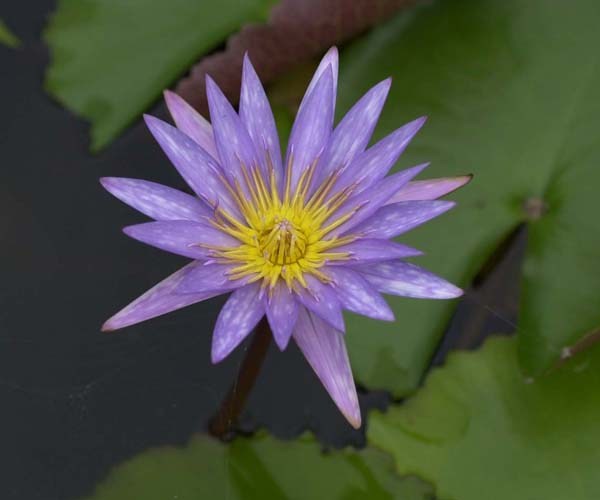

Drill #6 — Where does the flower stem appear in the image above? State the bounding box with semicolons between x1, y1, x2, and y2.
209;318;271;439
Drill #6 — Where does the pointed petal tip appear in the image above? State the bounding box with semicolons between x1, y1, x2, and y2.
205;75;233;114
316;46;338;78
380;77;392;91
210;328;248;364
411;115;428;130
210;346;227;364
391;162;429;183
211;284;265;364
100;321;114;333
380;309;396;322
273;334;291;351
211;325;234;364
325;45;338;58
438;174;474;193
163;89;183;110
121;223;151;241
414;161;431;173
143;113;162;131
336;386;361;429
346;410;362;429
241;52;262;86
460;173;474;186
99;176;131;192
265;284;298;350
404;115;427;132
429;199;457;219
204;75;219;98
436;175;473;198
101;314;125;332
446;174;474;194
431;276;464;300
205;74;217;90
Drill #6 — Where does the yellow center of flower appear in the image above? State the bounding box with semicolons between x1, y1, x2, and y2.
203;156;361;291
258;218;307;265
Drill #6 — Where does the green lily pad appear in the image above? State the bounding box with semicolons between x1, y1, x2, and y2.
44;0;275;151
368;336;600;500
0;19;20;48
335;0;600;394
84;433;433;499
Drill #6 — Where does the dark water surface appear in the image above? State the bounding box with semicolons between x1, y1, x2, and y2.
0;2;520;499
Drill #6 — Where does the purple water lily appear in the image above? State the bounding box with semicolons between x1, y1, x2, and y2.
101;47;468;428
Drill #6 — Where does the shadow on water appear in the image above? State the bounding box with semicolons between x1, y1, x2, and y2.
431;224;526;366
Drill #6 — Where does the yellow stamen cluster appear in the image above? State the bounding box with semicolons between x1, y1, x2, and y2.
205;156;359;292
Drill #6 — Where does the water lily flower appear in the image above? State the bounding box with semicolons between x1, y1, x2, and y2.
101;47;468;428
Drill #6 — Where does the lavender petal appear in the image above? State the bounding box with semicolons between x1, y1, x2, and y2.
315;79;391;186
101;262;221;332
326;266;394;321
206;76;263;184
295;275;344;331
298;46;338;116
100;177;211;221
123;220;238;259
293;307;361;429
350;200;455;239
163;90;218;160
176;262;245;295
334;117;427;196
357;261;463;299
387;175;473;203
240;54;283;185
265;282;298;350
330;238;422;265
144;115;240;218
211;283;264;363
286;67;334;192
327;164;429;238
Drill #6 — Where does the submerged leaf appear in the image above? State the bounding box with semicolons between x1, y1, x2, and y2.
84;433;433;499
43;0;275;151
369;336;600;500
336;0;600;394
0;19;20;48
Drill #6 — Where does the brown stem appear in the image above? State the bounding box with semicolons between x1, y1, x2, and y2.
209;318;272;439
